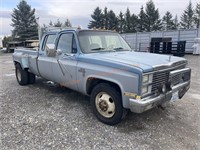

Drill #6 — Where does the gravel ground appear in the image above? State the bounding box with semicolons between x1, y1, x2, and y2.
0;52;200;150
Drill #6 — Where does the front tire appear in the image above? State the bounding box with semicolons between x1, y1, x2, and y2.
15;64;28;85
90;83;124;125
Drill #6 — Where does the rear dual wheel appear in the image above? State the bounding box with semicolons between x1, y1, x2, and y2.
15;64;35;85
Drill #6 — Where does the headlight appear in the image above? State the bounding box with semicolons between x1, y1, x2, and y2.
142;86;148;94
141;74;153;96
142;75;149;83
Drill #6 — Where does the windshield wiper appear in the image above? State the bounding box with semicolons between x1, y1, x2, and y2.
91;47;105;51
113;47;124;51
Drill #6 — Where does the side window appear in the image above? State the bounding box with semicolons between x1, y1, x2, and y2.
57;33;74;53
42;34;56;51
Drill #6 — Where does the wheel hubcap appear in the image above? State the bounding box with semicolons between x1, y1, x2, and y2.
95;92;115;118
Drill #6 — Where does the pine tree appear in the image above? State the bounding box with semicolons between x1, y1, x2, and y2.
49;20;53;26
54;19;62;27
194;2;200;28
63;18;72;27
107;10;118;30
124;8;132;33
180;1;195;29
144;0;162;31
117;11;125;33
138;6;146;32
11;0;38;40
88;7;104;29
173;15;180;30
103;7;109;29
162;11;175;30
130;14;138;32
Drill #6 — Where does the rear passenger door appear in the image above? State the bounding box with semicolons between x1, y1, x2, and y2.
38;34;56;80
51;32;78;91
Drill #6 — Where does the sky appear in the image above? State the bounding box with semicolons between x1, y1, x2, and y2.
0;0;199;38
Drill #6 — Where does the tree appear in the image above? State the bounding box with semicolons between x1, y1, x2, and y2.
130;14;138;32
124;8;132;33
2;36;13;47
11;0;38;40
194;2;200;28
180;1;195;29
107;10;118;30
54;19;62;27
144;0;162;31
173;15;180;30
162;11;175;30
88;7;104;29
117;11;125;33
137;6;146;32
49;20;53;26
63;18;72;27
103;7;109;29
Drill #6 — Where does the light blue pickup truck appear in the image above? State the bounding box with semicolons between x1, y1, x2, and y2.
13;29;191;125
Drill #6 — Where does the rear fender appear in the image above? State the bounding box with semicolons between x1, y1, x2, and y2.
20;56;29;69
13;52;29;70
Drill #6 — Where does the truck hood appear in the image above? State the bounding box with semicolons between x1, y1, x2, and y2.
78;51;186;73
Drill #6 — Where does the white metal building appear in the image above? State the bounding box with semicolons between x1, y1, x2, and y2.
121;28;200;53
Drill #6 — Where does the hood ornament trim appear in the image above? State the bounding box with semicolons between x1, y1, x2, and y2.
168;55;171;62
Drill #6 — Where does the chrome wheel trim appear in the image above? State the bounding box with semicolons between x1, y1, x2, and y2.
95;92;115;118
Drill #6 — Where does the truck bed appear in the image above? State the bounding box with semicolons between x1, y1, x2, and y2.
13;49;40;76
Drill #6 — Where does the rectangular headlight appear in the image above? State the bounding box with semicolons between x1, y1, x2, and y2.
142;86;148;94
142;75;149;83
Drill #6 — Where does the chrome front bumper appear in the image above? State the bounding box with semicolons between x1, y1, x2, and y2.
129;81;190;113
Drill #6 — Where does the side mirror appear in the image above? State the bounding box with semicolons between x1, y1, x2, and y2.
46;48;56;57
56;49;63;55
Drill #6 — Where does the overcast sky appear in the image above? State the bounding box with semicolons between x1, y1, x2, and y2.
0;0;199;38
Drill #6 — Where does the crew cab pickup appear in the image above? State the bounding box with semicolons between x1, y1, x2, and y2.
13;29;191;125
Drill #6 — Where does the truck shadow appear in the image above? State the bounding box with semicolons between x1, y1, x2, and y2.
33;77;182;132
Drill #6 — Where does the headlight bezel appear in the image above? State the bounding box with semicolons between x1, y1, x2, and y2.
141;73;153;96
142;75;149;83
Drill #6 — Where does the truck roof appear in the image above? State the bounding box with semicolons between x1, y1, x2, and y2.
44;27;116;35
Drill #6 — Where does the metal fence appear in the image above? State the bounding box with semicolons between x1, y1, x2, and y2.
121;28;200;53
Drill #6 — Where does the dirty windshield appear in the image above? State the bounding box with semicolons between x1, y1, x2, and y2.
79;31;131;53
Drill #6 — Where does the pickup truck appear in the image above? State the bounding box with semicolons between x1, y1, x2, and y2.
13;29;191;125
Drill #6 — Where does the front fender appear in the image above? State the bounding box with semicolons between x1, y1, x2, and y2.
82;71;139;108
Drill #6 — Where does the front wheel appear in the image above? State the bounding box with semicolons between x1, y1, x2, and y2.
90;83;124;125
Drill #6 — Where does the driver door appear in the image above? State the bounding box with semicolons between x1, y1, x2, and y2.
51;32;78;91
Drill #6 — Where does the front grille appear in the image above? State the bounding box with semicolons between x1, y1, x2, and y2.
152;71;169;92
151;63;186;94
171;74;182;86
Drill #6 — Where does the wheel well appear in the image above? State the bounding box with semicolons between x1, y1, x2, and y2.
14;61;18;65
86;78;121;96
14;62;29;71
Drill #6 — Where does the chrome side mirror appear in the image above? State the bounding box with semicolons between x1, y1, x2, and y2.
56;49;63;55
46;48;56;57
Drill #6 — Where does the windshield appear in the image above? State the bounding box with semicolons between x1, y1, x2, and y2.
78;31;131;53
